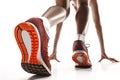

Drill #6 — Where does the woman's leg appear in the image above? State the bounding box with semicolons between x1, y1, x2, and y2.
72;0;92;68
42;0;70;27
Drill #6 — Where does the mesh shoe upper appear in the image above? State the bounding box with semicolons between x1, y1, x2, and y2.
73;40;88;53
27;18;51;70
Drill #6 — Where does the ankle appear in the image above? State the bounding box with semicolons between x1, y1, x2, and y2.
76;34;85;42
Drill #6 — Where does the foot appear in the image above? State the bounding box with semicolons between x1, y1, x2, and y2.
14;17;51;76
72;40;92;68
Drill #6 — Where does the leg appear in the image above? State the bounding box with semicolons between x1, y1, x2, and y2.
42;0;70;27
90;0;118;62
49;0;70;62
75;0;89;34
72;0;92;68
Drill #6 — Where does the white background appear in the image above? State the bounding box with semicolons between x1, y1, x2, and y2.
0;0;120;80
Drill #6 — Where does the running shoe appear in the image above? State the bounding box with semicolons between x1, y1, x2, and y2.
14;17;51;76
72;40;92;68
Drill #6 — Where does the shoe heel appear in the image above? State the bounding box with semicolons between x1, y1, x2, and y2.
14;22;40;64
72;53;88;64
72;52;92;68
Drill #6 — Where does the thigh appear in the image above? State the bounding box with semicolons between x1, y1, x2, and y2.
79;0;89;4
56;0;70;17
72;0;89;10
56;0;70;9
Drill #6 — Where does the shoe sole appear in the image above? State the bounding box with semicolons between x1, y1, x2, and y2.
72;51;92;68
14;22;51;76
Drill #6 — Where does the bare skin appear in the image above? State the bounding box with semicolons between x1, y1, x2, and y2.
48;0;119;62
90;0;118;62
49;23;63;62
49;0;70;62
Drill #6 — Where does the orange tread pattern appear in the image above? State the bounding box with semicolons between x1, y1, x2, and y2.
14;22;40;64
72;53;90;66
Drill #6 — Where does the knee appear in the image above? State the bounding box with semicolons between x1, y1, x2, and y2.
48;6;66;16
60;6;70;19
56;5;70;18
55;0;70;18
79;0;88;7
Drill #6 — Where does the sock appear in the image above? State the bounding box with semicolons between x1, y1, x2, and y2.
76;34;85;42
40;17;51;34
